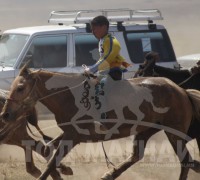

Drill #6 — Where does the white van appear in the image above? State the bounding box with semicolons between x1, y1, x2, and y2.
0;9;179;90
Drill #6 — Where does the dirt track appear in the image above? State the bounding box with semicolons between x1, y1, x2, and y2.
0;119;200;179
0;160;199;180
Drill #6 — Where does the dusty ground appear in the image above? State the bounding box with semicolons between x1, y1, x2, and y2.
0;119;200;180
0;160;199;180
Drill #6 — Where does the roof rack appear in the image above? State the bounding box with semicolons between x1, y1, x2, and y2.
48;8;163;25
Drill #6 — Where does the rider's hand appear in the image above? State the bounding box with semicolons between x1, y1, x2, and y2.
84;68;92;77
82;64;91;74
84;67;90;73
82;64;97;79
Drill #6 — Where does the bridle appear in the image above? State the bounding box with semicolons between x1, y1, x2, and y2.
6;78;39;111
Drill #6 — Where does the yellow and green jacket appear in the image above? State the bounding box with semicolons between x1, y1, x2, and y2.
90;34;130;73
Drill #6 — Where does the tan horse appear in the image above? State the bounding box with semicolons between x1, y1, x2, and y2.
0;89;72;179
1;65;200;180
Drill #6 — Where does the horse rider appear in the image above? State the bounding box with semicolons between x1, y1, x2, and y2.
84;15;130;118
84;15;130;80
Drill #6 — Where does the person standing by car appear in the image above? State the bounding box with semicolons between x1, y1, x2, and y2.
85;15;130;80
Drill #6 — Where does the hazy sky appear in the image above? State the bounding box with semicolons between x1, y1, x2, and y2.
0;0;200;57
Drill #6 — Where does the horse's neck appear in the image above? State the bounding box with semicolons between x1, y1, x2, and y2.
37;73;87;114
154;65;191;83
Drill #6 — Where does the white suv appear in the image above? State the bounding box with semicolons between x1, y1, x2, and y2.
0;9;179;90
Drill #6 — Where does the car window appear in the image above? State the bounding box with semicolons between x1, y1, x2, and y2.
23;35;67;68
75;34;99;66
0;34;28;67
124;31;176;63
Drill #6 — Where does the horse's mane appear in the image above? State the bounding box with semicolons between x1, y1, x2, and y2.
32;69;81;77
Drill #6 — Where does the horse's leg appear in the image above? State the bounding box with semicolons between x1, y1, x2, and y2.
38;133;73;175
33;139;73;177
26;108;72;176
165;132;200;180
5;121;42;178
44;133;64;155
187;119;200;157
19;128;72;179
38;133;77;180
21;146;41;177
34;124;53;142
26;108;52;142
21;138;61;179
101;128;160;180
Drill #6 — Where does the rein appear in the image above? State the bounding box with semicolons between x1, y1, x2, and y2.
178;73;196;87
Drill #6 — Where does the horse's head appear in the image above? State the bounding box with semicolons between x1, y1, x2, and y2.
0;64;38;123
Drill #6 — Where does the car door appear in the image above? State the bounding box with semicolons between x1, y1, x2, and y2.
20;34;69;73
72;33;99;73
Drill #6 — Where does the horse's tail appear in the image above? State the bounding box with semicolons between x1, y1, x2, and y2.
186;89;200;121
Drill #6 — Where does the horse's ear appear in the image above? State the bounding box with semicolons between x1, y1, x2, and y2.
19;61;32;78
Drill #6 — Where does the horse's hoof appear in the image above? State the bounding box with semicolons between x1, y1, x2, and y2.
59;164;73;175
101;172;113;180
38;178;63;180
27;166;41;178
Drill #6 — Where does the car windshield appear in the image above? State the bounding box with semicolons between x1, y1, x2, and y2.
0;34;29;67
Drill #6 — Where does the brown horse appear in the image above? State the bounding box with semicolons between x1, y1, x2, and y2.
0;89;72;179
1;66;200;180
135;58;200;154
